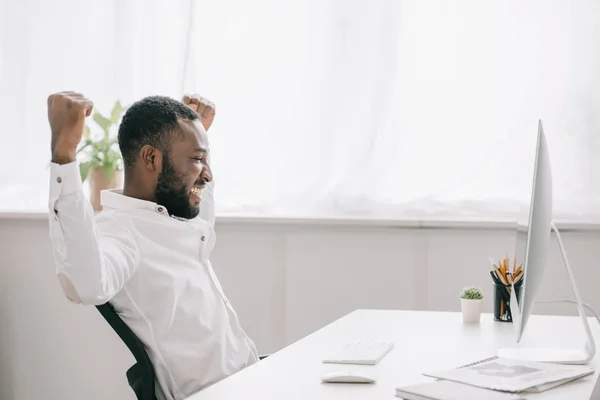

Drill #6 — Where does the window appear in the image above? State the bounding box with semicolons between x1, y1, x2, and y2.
1;0;599;221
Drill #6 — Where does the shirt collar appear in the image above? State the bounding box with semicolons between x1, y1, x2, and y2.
101;189;170;216
100;190;210;228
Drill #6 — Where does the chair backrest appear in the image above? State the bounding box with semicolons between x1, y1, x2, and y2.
95;303;157;400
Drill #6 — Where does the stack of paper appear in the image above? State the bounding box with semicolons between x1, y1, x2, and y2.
423;357;594;393
395;357;594;399
395;380;526;400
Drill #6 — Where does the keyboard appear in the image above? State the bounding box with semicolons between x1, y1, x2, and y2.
322;340;394;365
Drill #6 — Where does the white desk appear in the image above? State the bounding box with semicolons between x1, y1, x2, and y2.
187;310;600;399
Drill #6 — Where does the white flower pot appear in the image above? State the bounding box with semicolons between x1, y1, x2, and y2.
461;298;482;323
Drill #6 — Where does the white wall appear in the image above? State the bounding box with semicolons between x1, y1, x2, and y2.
2;216;600;400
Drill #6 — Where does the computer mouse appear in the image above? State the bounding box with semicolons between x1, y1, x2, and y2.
321;370;375;384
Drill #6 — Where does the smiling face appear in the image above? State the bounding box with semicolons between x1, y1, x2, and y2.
154;118;212;219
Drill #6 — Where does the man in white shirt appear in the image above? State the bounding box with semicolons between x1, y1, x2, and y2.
47;91;259;400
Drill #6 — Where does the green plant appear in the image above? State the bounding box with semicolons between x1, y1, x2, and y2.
460;286;484;300
77;101;126;182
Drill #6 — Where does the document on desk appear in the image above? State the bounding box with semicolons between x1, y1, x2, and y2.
423;357;595;393
395;380;527;399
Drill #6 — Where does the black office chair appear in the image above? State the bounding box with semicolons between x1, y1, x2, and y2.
95;302;158;400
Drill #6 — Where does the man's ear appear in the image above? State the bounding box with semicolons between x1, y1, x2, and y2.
139;145;163;172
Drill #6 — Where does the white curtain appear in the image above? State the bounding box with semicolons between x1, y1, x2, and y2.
2;0;600;221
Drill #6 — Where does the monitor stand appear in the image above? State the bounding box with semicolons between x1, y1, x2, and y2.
497;223;596;365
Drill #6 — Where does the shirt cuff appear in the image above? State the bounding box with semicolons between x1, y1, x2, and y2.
48;161;83;212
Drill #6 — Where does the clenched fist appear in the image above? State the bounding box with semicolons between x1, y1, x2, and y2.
48;91;94;164
182;94;215;131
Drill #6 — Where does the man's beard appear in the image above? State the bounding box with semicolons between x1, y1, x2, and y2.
154;154;200;220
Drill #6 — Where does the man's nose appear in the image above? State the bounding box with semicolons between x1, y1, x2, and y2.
200;165;212;183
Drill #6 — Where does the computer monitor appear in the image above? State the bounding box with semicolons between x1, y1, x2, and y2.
497;120;596;365
513;119;553;342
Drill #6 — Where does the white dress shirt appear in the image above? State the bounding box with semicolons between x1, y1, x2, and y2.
48;161;259;400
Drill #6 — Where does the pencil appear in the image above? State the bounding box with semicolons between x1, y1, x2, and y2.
513;256;517;274
494;266;508;285
515;264;523;277
513;270;523;284
490;270;502;285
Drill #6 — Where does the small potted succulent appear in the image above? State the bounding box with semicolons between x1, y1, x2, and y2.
460;286;484;323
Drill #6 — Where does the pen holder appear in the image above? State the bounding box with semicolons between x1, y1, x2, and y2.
493;283;521;322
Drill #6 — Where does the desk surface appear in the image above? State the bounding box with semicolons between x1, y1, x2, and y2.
187;309;600;399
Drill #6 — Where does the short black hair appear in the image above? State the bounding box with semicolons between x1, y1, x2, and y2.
118;95;199;168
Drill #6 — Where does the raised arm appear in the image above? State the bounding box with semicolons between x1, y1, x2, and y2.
48;92;140;305
182;94;216;227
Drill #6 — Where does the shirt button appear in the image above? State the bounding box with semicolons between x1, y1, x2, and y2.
157;207;164;212
56;177;62;183
201;236;206;242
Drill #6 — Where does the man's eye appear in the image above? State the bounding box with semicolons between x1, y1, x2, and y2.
192;157;203;162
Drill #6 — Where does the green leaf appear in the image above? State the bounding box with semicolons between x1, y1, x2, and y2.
84;125;91;139
110;101;124;123
93;111;112;134
77;140;92;154
79;161;92;182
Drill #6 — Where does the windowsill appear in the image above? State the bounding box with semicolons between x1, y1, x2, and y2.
2;210;600;231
